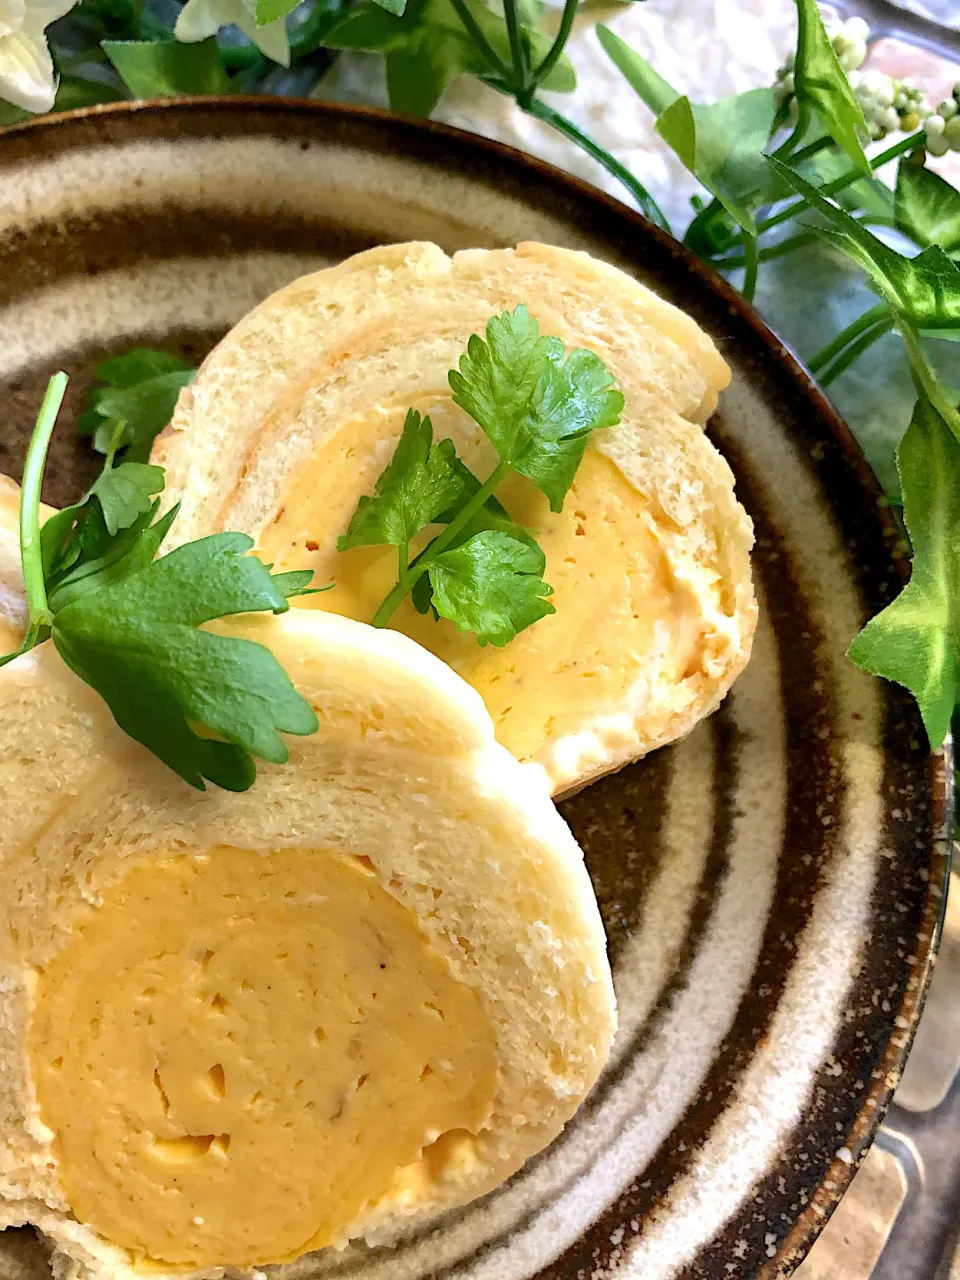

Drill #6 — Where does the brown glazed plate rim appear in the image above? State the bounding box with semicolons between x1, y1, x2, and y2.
0;94;955;1276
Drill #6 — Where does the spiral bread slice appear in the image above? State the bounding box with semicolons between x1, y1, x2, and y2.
0;609;615;1280
154;241;757;796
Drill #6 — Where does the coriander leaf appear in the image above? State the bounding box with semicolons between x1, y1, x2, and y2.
52;533;319;791
848;391;960;748
48;503;179;612
102;38;230;97
79;351;196;462
655;88;775;236
793;0;870;176
96;349;196;388
411;571;436;616
270;569;329;598
427;530;554;646
439;458;541;551
595;25;677;116
338;409;469;551
768;158;960;335
448;305;623;512
895;159;960;256
90;462;165;537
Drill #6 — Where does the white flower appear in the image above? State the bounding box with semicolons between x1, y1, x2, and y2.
0;0;76;113
175;0;290;68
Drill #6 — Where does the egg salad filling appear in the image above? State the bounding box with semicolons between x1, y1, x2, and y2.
29;847;497;1270
258;403;705;768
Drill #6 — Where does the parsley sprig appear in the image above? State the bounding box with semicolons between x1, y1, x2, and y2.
2;373;322;793
338;305;623;646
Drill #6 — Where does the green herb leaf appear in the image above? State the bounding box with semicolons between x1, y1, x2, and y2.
89;462;165;537
53;533;319;791
440;460;541;549
427;530;554;645
595;27;774;236
78;348;196;462
848;391;960;748
337;409;469;550
47;503;179;613
323;0;574;115
270;569;328;598
805;148;894;219
792;0;870;176
386;30;468;116
448;305;623;512
102;38;230;97
895;159;960;256
372;0;408;14
768;158;960;335
655;88;776;236
595;25;677;115
256;0;301;23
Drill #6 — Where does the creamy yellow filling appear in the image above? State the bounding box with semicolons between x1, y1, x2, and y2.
258;404;702;766
29;847;497;1270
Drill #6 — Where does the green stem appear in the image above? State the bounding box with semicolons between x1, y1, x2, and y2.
754;132;924;239
818;319;894;385
20;372;68;631
718;229;820;269
533;0;577;89
449;0;511;81
809;303;890;374
772;103;811;160
372;460;511;628
900;324;960;446
520;95;671;232
787;134;835;165
503;0;530;97
741;233;759;303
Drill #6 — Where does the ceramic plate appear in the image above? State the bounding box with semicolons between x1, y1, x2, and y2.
0;99;952;1280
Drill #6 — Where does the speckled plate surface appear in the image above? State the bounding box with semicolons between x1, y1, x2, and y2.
0;98;952;1280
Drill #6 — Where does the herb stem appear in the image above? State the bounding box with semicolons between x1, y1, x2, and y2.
520;95;672;232
817;318;894;385
788;134;835;165
754;132;924;239
20;372;68;632
772;103;811;160
533;0;577;90
900;324;960;446
372;459;510;628
503;0;530;97
809;303;889;374
448;0;511;81
718;229;820;269
741;233;759;303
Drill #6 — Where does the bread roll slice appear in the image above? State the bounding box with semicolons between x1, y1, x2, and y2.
154;241;757;796
0;608;615;1280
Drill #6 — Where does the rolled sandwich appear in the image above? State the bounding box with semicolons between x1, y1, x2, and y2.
0;609;615;1279
155;241;757;796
